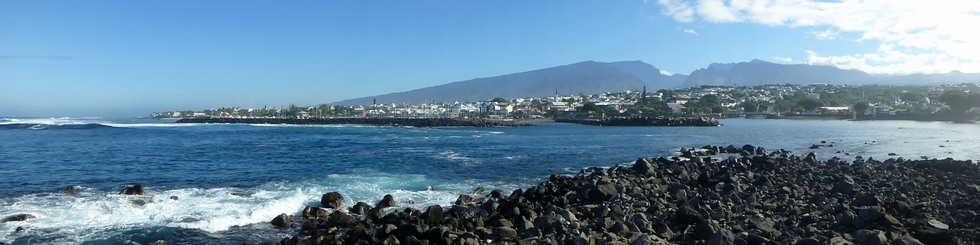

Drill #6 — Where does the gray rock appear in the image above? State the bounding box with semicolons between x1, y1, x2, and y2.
1;214;36;223
271;213;291;228
676;206;703;226
858;207;885;224
455;194;473;206
64;186;78;195
351;202;371;215
516;216;535;232
632;158;656;176
853;194;880;207
890;236;925;245
795;238;821;245
493;227;518;240
832;176;857;195
708;228;736;245
853;229;886;245
120;185;145;195
320;192;345;209
328;211;357;228
377;194;396;208
586;183;618;203
422;205;444;224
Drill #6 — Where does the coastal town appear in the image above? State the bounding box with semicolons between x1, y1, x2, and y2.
153;83;980;122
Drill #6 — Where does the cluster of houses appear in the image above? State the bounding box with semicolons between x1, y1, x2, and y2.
154;83;976;120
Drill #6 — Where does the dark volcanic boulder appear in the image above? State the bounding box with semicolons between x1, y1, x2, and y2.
1;214;36;223
351;202;371;215
271;213;291;228
422;205;444;224
633;158;656;176
120;185;145;195
377;194;396;208
321;192;345;209
64;186;78;195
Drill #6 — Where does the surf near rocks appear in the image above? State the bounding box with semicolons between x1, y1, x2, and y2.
175;118;529;127
275;145;978;245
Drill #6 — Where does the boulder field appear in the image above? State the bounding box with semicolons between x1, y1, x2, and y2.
272;145;978;244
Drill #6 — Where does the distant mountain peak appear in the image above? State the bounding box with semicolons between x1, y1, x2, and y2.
331;60;685;105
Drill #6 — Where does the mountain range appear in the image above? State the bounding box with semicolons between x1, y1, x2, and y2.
332;59;980;105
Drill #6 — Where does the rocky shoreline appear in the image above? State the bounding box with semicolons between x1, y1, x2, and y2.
555;117;721;127
175;118;530;127
273;145;978;245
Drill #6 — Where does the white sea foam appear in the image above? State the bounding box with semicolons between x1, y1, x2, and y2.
437;150;482;166
102;123;193;128
0;174;521;243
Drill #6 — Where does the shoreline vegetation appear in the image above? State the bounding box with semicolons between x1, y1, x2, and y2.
263;145;978;245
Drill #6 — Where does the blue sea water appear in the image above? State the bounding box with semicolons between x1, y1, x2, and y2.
0;117;978;244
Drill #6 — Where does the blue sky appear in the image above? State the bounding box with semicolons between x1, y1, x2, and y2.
2;0;977;117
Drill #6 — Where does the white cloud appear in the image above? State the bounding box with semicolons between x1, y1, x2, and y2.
658;0;696;23
811;29;838;40
656;0;980;74
660;70;675;76
681;28;700;36
697;0;740;23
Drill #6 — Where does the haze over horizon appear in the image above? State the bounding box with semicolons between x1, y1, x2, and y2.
3;1;979;117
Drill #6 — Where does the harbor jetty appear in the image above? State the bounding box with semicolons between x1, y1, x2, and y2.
555;116;721;126
273;144;979;245
175;118;529;127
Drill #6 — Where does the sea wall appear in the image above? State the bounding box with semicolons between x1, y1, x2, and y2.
555;116;721;126
273;145;979;245
175;118;529;127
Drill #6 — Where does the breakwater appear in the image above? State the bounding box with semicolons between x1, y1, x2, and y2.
175;118;529;127
272;145;978;245
555;116;721;126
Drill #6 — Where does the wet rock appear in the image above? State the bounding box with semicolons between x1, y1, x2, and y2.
422;205;444;224
320;192;345;209
120;184;145;195
271;213;292;228
455;195;473;206
1;214;36;223
377;194;396;208
231;193;250;198
302;206;329;219
351;202;371;215
328;211;357;228
804;152;818;162
169;196;179;201
64;186;78;195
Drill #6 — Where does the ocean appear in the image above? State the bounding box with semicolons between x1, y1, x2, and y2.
1;118;978;244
